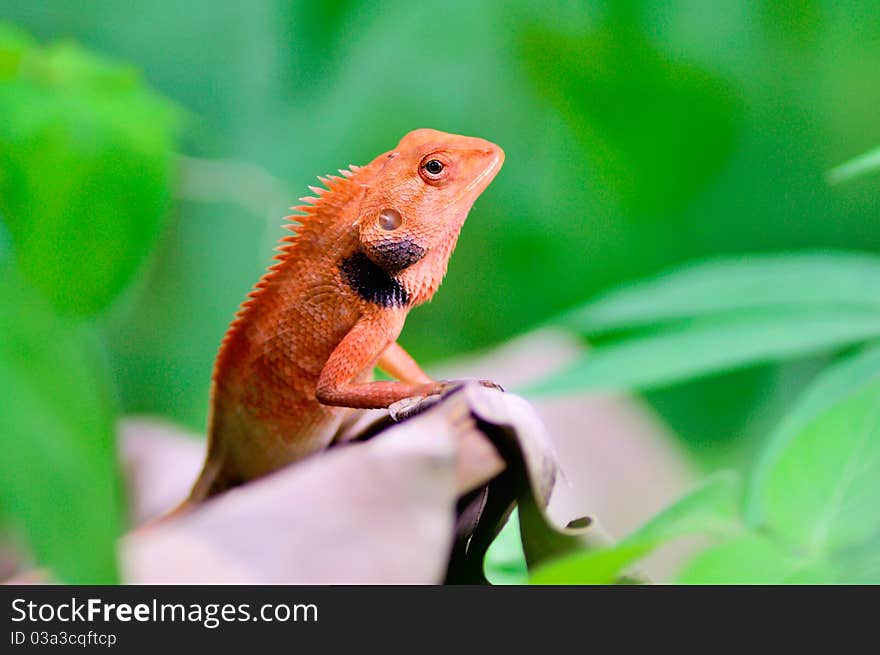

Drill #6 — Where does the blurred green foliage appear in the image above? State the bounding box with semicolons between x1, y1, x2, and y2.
520;11;738;212
508;254;880;583
680;351;880;583
529;472;742;584
827;144;880;184
1;1;880;582
0;22;179;581
0;23;179;315
528;252;880;394
5;0;878;444
0;266;121;583
519;347;880;583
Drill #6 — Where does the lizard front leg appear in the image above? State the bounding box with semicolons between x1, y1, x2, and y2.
377;341;433;385
316;312;443;409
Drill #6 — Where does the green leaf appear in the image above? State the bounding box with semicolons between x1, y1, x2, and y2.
0;25;179;316
560;252;880;336
484;509;529;585
747;346;880;525
529;472;741;584
529;542;653;585
0;268;122;582
690;351;880;584
759;376;880;562
834;539;880;583
826;145;880;185
625;471;742;545
528;307;880;394
677;534;804;584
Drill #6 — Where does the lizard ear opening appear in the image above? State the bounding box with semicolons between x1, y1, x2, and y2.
378;208;403;231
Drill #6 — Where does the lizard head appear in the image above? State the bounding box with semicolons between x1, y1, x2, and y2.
356;128;504;302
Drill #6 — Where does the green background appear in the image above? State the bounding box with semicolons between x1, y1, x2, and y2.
2;1;879;582
6;1;880;447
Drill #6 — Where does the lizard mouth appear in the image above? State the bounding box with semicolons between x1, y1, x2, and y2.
444;148;504;211
468;150;504;193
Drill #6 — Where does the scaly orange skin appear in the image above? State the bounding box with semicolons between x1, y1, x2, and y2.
187;129;504;502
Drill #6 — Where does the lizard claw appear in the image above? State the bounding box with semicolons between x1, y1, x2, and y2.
389;394;443;421
388;379;505;421
436;378;505;394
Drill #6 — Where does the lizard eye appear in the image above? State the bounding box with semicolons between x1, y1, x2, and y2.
424;159;443;175
419;155;448;183
378;208;402;231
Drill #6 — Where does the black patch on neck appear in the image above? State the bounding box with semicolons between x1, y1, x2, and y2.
369;237;426;274
340;250;410;308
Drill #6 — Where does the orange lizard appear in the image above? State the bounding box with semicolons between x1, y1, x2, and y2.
186;128;504;504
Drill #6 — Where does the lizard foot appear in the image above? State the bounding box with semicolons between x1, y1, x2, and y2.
388;379;505;422
437;378;505;394
388;394;443;421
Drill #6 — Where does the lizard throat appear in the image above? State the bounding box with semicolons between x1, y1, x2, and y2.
367;236;426;274
339;250;410;308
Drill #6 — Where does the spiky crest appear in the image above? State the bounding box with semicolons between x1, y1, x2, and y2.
213;163;368;377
